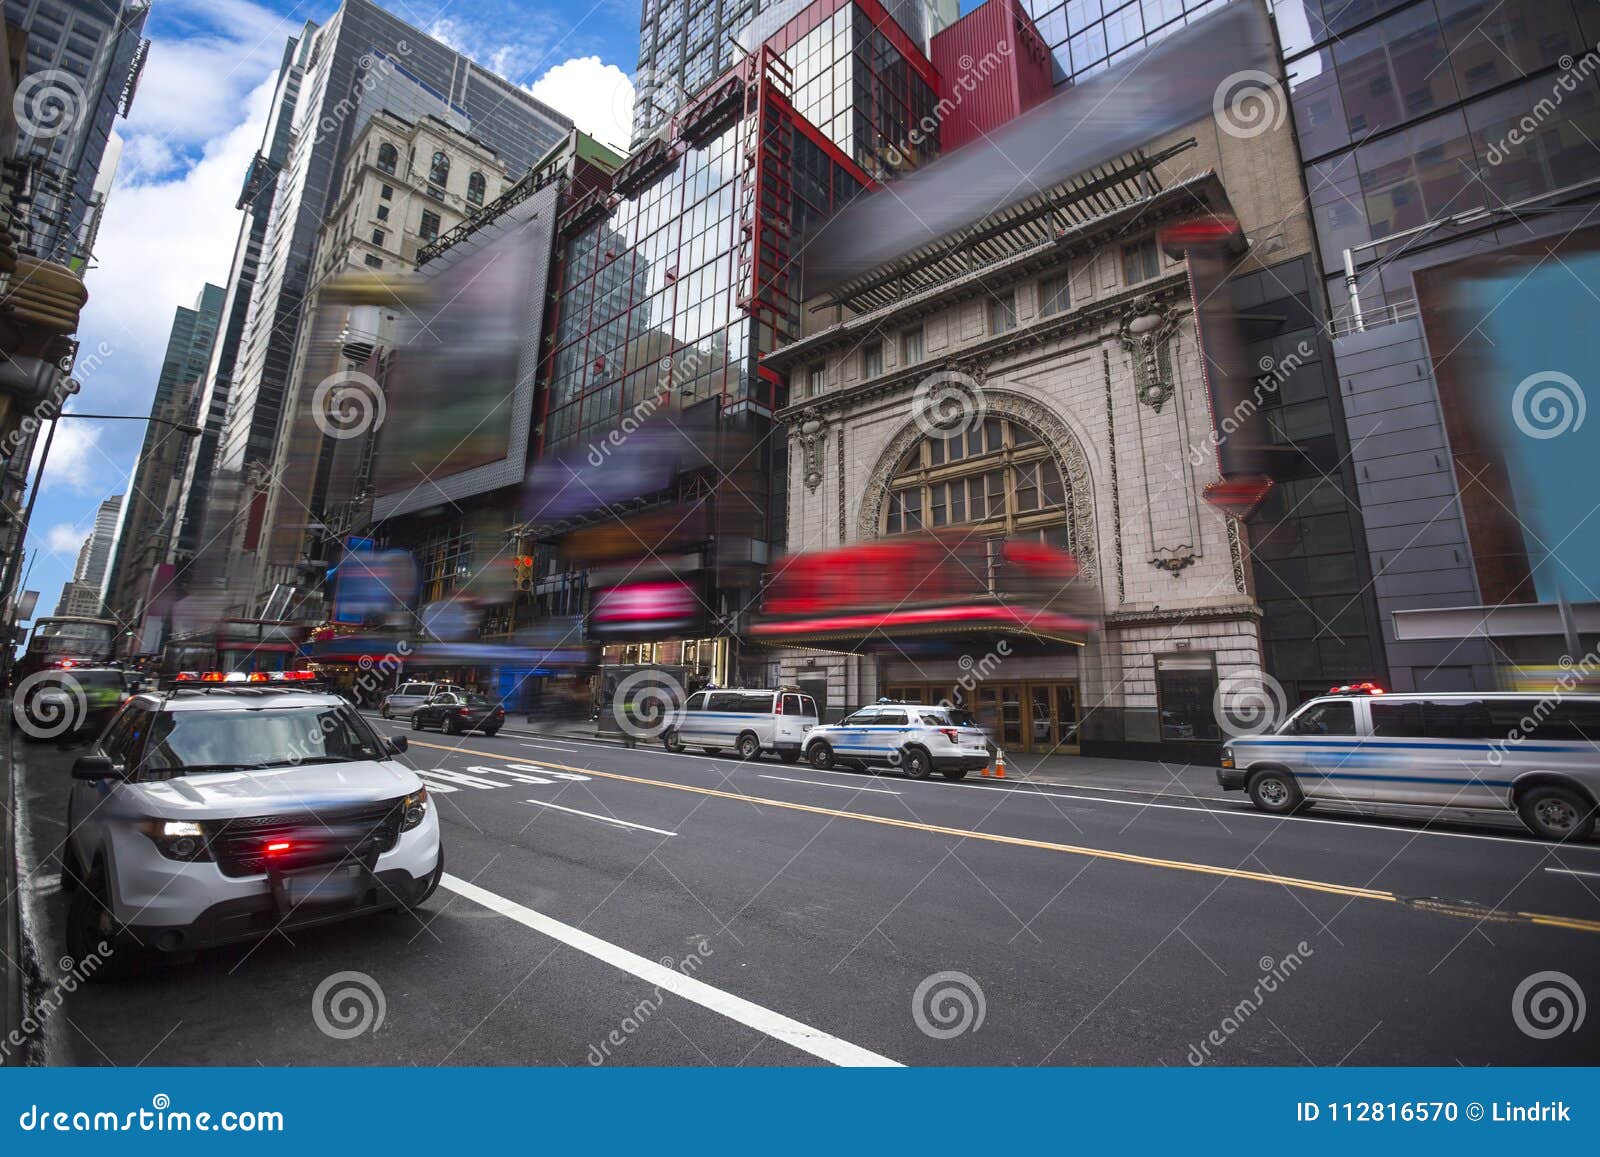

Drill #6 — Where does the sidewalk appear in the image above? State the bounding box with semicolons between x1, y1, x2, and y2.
492;715;1226;796
1;702;26;1066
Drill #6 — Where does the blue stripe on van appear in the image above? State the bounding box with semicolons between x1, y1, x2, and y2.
1304;771;1514;788
1241;737;1586;754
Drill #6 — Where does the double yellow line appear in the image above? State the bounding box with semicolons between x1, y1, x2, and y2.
407;739;1600;936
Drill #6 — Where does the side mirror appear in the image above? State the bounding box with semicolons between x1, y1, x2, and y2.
71;754;120;781
383;736;408;756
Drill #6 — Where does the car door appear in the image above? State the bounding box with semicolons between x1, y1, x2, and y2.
676;692;708;743
832;707;879;761
872;709;910;765
1276;698;1367;801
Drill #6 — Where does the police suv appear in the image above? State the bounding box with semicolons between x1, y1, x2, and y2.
803;700;994;780
61;673;441;978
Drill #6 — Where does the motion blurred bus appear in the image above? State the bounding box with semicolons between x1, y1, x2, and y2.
13;615;118;682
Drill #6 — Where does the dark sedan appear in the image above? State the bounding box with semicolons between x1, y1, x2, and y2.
411;691;505;736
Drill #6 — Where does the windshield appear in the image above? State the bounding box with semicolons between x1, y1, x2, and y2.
136;705;386;775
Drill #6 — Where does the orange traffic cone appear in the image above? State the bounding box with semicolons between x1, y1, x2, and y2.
993;751;1006;779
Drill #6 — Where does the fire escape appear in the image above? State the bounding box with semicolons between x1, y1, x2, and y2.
734;46;795;346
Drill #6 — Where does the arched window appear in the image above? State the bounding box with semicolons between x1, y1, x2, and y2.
376;142;398;174
467;170;486;206
883;417;1069;548
429;151;450;187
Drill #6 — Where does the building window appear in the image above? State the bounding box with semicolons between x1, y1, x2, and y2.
376;142;398;174
861;340;883;379
376;204;389;221
1155;655;1221;741
989;291;1017;333
467;170;486;205
1122;238;1161;284
419;209;441;241
1039;271;1071;316
901;325;924;364
883;418;1069;540
806;362;825;397
364;254;383;269
380;183;393;200
429;151;450;188
371;228;386;247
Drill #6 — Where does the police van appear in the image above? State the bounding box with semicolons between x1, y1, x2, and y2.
1218;685;1600;841
662;688;820;761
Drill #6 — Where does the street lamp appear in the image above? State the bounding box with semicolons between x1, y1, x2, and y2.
0;409;203;679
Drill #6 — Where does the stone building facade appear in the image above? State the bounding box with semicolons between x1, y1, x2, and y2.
763;107;1331;761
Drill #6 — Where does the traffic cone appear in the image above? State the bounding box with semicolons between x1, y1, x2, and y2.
993;750;1006;779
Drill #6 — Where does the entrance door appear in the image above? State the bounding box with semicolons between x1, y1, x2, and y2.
1024;681;1080;755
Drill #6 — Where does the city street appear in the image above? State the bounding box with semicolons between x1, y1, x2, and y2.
13;721;1599;1067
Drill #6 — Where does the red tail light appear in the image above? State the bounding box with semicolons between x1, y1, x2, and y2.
939;728;960;743
458;708;471;716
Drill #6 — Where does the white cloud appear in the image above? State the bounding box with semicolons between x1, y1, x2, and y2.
44;523;86;556
74;74;276;411
30;419;107;495
529;56;634;153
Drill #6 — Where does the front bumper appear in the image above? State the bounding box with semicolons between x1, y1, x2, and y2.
121;865;440;954
1216;767;1248;791
933;754;994;772
108;809;442;932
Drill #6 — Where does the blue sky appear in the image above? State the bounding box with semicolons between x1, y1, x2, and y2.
26;0;640;625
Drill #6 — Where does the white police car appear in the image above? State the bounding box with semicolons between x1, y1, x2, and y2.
61;676;441;978
804;700;994;780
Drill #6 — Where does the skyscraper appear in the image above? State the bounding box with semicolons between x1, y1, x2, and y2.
101;284;224;630
4;0;150;264
184;0;570;613
51;493;121;616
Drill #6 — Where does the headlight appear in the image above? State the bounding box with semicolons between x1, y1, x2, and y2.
400;787;429;831
1220;748;1235;768
138;819;213;862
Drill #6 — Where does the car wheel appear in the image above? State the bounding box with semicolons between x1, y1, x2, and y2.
381;706;392;720
808;741;834;769
483;727;499;738
901;747;932;780
1518;785;1597;842
662;728;684;753
1247;768;1306;815
736;733;761;761
940;768;969;781
411;713;424;731
66;864;137;981
778;750;800;764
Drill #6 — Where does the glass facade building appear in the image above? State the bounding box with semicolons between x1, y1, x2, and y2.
4;0;150;263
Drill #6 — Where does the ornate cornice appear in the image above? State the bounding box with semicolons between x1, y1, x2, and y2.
1103;604;1262;629
774;273;1191;423
853;387;1099;588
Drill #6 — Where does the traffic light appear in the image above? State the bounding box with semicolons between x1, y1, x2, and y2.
513;553;535;592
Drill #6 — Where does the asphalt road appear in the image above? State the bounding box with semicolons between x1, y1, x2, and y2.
13;716;1600;1066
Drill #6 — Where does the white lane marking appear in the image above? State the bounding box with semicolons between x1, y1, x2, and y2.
759;774;900;795
504;763;591;782
412;773;461;793
522;798;679;837
519;740;584;752
439;874;900;1067
468;764;553;785
415;766;502;790
1546;866;1600;879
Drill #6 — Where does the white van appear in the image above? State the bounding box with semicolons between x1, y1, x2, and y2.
1219;688;1600;841
663;688;820;762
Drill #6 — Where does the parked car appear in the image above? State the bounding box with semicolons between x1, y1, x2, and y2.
661;688;819;761
1218;687;1600;841
804;701;993;780
380;680;458;719
62;681;439;978
411;691;506;736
